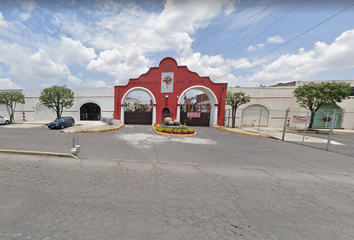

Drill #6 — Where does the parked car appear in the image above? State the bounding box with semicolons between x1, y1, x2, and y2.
48;117;75;129
0;115;10;125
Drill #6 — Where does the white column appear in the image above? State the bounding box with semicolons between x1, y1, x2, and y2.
176;105;181;121
212;105;218;126
152;105;156;124
120;106;124;124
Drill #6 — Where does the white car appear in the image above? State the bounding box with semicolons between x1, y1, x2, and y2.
0;115;10;125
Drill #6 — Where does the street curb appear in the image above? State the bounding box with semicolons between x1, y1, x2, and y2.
73;124;124;133
286;129;352;134
152;124;197;137
12;122;47;125
213;126;272;138
0;149;77;158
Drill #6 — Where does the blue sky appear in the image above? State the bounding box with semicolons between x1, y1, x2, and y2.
1;0;354;92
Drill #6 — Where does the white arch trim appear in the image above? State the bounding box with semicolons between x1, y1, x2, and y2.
121;87;157;105
34;102;56;121
241;103;271;111
177;85;218;126
177;85;218;105
78;100;103;111
120;87;157;124
78;100;103;121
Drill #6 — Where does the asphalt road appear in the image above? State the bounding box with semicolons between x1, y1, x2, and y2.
1;124;354;239
1;124;354;174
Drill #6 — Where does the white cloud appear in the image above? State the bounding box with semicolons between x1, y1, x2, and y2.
247;43;264;51
0;0;241;88
173;32;194;58
0;41;70;86
67;76;82;86
19;12;31;21
0;12;9;29
245;29;354;86
17;0;37;21
87;80;107;88
21;0;37;12
247;45;256;51
267;35;284;44
88;44;152;84
0;78;21;89
52;0;238;57
55;37;97;65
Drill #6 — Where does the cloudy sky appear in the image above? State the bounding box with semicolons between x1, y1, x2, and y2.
1;0;354;92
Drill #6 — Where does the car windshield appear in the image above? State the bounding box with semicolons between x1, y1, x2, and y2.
54;118;65;122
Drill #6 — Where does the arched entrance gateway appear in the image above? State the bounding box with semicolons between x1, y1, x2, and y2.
80;102;101;120
114;57;227;126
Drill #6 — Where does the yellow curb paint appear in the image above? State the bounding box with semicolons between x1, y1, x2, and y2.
73;124;124;133
213;126;271;138
152;124;197;137
0;149;77;158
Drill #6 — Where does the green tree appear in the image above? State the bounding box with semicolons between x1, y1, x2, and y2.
293;81;352;128
224;91;250;128
0;91;25;123
124;102;131;111
39;85;74;118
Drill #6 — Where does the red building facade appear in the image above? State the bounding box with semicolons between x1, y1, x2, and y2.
114;57;227;126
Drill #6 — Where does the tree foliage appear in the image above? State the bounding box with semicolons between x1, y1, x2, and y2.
293;81;352;128
39;85;74;118
0;91;25;123
224;91;250;128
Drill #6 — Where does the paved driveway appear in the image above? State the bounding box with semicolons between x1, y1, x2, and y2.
1;124;354;239
1;124;354;174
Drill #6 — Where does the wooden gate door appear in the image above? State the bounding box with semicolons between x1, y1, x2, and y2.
161;108;171;123
124;112;152;124
180;112;210;126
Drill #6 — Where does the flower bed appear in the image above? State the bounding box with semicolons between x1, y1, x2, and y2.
153;124;196;135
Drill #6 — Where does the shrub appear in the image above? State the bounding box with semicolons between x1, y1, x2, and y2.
154;124;195;135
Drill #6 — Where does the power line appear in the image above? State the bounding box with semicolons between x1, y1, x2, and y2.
213;2;354;82
191;3;264;49
226;0;298;58
221;0;276;55
223;0;281;57
194;0;278;72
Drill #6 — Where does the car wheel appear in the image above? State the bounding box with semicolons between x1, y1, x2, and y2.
5;120;9;125
61;125;64;129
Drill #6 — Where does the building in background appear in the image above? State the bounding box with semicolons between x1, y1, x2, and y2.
2;78;354;129
225;80;354;129
0;88;114;123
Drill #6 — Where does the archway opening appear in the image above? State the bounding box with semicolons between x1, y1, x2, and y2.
162;108;171;122
80;103;101;121
178;87;215;126
123;90;153;124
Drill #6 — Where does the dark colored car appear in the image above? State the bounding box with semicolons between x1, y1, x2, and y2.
48;117;75;129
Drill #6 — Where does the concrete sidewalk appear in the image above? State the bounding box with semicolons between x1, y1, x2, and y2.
215;126;349;145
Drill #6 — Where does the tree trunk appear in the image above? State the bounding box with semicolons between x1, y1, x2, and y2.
6;105;13;123
231;107;237;128
308;111;315;129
